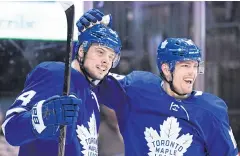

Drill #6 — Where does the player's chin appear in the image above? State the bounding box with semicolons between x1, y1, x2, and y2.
182;88;193;94
92;73;106;80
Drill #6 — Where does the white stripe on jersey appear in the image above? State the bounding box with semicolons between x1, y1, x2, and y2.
6;107;27;116
2;116;14;136
2;107;28;135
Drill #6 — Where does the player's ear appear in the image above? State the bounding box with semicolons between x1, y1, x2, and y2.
78;46;84;58
161;63;171;81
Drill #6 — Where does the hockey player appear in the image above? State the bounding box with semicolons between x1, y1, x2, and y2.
99;39;238;156
2;10;122;156
79;9;239;156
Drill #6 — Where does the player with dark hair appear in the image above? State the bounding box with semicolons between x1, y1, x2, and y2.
100;38;238;156
2;10;122;156
79;10;239;156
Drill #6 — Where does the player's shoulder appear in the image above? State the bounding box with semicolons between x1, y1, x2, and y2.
192;91;228;118
126;71;162;88
128;71;159;80
30;61;63;73
33;61;65;74
108;71;162;93
108;71;161;85
25;61;65;86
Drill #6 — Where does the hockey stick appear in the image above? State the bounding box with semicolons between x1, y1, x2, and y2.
58;3;110;155
59;2;75;156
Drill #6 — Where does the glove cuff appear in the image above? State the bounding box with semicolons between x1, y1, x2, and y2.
31;100;46;134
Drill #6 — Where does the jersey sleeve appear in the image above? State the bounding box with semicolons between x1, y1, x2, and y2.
94;73;131;132
96;73;128;113
200;96;238;155
2;62;65;146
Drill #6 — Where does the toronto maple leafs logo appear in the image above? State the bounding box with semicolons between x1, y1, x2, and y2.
161;40;168;49
76;112;98;156
144;117;193;156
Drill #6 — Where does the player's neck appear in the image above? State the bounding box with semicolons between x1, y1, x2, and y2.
162;81;189;100
71;60;93;81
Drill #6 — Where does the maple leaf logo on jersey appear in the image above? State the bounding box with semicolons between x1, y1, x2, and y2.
144;116;193;156
76;112;98;156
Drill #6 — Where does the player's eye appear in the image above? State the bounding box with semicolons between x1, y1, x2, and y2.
97;50;104;55
181;64;189;68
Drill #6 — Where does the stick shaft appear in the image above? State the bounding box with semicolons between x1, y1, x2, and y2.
58;3;75;156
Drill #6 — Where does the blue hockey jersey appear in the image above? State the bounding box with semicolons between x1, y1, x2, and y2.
2;62;100;156
95;71;238;156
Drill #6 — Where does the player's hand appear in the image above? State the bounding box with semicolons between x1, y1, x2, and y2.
31;95;81;139
76;9;112;32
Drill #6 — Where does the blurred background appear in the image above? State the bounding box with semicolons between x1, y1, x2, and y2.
0;1;240;156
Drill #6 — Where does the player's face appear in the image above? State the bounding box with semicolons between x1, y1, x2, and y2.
84;44;116;80
172;60;198;94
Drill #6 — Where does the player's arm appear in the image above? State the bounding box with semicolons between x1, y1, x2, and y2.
100;105;123;137
205;115;238;155
203;101;238;155
98;105;124;155
100;105;123;143
95;73;128;111
2;63;80;146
